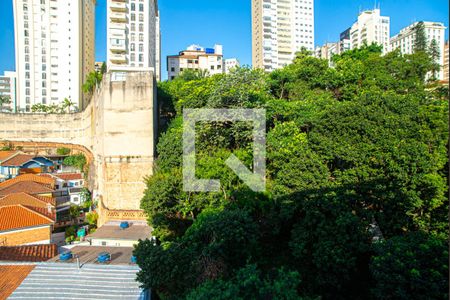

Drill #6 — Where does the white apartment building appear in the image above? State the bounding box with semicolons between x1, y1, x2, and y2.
314;42;339;62
252;0;315;71
390;22;447;80
167;45;224;80
0;71;17;112
444;41;449;82
13;0;96;112
107;0;160;77
349;9;390;54
224;58;240;74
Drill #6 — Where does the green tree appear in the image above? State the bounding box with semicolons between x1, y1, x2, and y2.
0;95;11;111
82;71;103;95
56;147;71;156
414;21;427;53
370;232;448;299
63;154;87;172
101;62;107;75
428;39;441;81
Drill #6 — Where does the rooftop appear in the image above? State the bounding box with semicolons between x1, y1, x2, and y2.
1;154;35;167
87;222;152;241
0;244;58;262
53;173;83;181
0;265;35;299
0;150;19;161
0;174;55;189
0;192;56;208
7;263;147;299
49;246;135;265
0;181;54;197
0;205;54;232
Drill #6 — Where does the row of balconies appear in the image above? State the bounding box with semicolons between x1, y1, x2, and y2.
110;1;127;12
110;12;127;23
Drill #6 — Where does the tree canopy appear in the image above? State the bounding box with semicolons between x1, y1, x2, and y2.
135;46;449;300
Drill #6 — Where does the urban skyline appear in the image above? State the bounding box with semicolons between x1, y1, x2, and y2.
0;0;448;81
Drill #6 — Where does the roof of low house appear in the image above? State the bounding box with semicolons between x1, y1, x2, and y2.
7;263;144;299
0;265;35;299
48;246;135;265
0;244;58;262
0;151;19;162
0;192;56;208
25;206;56;222
0;174;55;189
0;205;54;231
87;222;152;241
53;173;83;181
0;154;35;167
0;181;54;197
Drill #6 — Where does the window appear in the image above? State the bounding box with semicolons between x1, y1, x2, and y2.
131;13;135;21
131;23;135;31
139;54;144;62
139;44;143;52
139;23;143;32
139;14;144;22
131;3;135;11
130;33;135;41
171;67;175;72
130;43;135;51
139;4;144;11
139;34;143;42
130;53;135;61
211;66;214;70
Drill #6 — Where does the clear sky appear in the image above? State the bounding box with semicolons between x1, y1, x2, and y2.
0;0;448;80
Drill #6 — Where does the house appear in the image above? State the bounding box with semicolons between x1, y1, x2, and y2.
87;221;152;247
0;205;54;246
0;150;19;182
0;152;54;180
0;192;55;209
0;180;54;198
0;173;55;190
44;173;85;205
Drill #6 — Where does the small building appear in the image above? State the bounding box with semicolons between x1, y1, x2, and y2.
87;221;152;247
0;153;54;180
224;58;240;74
167;44;224;80
0;205;54;246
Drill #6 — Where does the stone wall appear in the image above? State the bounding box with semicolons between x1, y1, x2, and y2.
0;72;157;225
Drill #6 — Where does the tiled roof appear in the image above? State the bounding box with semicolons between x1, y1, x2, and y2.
0;192;56;208
53;173;83;181
0;174;55;189
1;154;35;167
0;265;35;299
0;150;19;161
0;181;54;197
0;244;58;262
24;206;56;222
0;205;54;231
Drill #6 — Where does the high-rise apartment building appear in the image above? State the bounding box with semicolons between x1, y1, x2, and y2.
0;71;17;112
13;0;96;112
444;40;449;82
390;22;447;80
167;45;224;80
349;9;390;54
107;0;159;76
252;0;315;71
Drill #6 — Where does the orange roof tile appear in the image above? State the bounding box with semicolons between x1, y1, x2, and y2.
0;151;19;161
0;205;54;231
54;173;83;181
0;244;58;262
0;174;55;189
0;181;54;197
0;154;35;167
24;206;56;222
0;265;35;299
0;192;55;208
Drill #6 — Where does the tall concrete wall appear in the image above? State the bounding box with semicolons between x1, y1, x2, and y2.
0;72;157;223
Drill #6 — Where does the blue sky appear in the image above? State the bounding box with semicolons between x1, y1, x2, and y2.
0;0;448;80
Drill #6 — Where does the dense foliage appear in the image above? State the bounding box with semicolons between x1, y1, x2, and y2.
135;46;449;299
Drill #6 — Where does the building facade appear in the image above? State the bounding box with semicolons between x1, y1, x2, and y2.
349;9;390;54
0;71;17;112
252;0;315;71
224;58;240;74
390;22;447;80
444;40;449;82
13;0;96;112
107;0;159;75
167;45;224;80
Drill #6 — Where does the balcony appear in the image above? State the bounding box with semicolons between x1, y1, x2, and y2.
110;2;127;12
110;43;126;53
110;54;127;64
110;12;127;23
110;22;126;30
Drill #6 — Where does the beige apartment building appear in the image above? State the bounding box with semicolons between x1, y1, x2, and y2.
167;45;224;80
13;0;96;112
443;40;449;82
252;0;315;71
